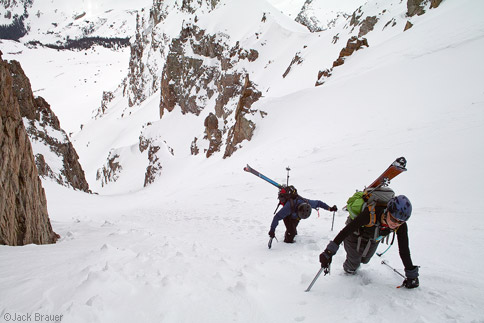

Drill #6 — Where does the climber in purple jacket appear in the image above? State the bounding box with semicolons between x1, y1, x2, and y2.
268;186;337;243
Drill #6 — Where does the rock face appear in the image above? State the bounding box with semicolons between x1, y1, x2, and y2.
223;75;261;158
96;151;122;188
349;7;379;38
333;37;369;68
406;0;443;17
159;23;261;158
316;36;369;86
0;51;59;246
6;60;90;192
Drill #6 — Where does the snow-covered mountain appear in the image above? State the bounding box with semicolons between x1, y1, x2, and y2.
0;0;152;44
1;0;484;321
71;0;453;193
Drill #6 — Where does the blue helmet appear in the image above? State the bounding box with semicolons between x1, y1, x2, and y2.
387;195;412;222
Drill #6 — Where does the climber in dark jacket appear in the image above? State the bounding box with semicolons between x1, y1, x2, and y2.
269;186;337;243
319;195;419;289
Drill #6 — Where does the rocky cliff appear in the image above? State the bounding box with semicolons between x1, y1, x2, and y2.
0;51;59;246
6;60;90;192
159;23;261;158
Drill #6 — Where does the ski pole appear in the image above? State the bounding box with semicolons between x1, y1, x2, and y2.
331;211;335;231
286;166;291;186
381;260;405;279
305;265;330;292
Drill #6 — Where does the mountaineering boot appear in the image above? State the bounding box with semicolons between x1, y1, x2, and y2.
284;232;295;243
344;268;357;275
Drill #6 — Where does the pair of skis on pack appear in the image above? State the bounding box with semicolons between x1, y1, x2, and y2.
244;157;408;291
244;156;407;191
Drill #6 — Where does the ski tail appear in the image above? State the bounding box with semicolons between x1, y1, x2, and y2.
244;164;282;188
367;157;407;188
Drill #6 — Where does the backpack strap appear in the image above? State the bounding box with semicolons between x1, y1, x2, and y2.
365;204;377;227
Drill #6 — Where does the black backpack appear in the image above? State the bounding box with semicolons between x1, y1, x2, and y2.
278;185;298;205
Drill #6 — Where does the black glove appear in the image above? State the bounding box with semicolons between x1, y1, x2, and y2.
319;251;332;268
401;277;419;289
268;229;275;238
329;205;338;212
402;266;419;288
319;241;339;268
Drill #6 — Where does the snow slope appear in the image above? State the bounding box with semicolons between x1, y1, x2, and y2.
1;0;484;322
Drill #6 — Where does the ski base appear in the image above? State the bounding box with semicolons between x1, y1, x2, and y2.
367;157;407;188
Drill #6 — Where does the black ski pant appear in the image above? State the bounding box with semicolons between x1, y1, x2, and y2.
283;217;299;243
343;232;379;273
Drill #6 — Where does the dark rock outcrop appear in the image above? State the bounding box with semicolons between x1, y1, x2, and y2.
315;37;368;86
159;23;262;158
404;21;414;31
0;51;59;246
333;37;369;67
204;113;222;158
223;75;261;158
6;60;90;192
96;151;122;188
144;145;162;187
358;16;378;37
139;127;174;187
349;7;379;38
127;13;149;108
283;52;304;78
407;0;443;17
407;0;426;16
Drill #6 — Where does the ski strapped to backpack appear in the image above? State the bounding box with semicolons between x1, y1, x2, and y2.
243;164;283;189
345;157;407;225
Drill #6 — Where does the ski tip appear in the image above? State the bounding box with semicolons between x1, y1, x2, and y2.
394;157;407;169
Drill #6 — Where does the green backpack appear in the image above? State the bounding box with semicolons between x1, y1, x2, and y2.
346;187;395;220
346;191;366;219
